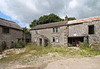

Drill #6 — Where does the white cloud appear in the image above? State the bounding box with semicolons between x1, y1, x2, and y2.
69;0;77;8
0;0;100;28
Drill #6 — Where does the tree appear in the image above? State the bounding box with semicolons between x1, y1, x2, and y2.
68;17;76;21
37;13;65;25
30;13;64;28
30;13;76;28
22;27;30;34
30;19;38;28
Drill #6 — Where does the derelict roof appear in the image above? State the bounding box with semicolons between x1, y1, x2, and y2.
31;21;67;30
0;18;23;30
68;16;100;25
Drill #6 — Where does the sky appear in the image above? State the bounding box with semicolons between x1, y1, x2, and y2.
0;0;100;28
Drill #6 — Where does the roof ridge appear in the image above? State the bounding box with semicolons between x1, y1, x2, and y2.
68;16;100;22
0;18;16;23
31;21;67;30
0;18;22;30
33;21;66;26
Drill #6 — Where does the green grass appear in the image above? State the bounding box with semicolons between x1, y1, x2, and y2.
0;43;100;63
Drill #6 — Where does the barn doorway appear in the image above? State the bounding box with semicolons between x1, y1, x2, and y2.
39;38;42;46
68;37;84;47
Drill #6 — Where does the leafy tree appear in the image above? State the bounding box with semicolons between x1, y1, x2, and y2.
22;27;30;34
30;13;64;28
37;13;64;25
68;17;76;21
30;19;38;28
30;13;76;28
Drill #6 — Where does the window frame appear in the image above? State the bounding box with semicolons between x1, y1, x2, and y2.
56;27;58;32
2;27;10;34
35;30;39;34
53;37;55;42
56;37;59;42
53;28;55;33
34;38;37;42
53;27;58;33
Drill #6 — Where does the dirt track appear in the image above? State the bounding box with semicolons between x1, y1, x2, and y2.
45;55;100;69
0;54;100;69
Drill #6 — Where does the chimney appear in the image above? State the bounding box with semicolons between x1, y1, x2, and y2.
65;15;68;21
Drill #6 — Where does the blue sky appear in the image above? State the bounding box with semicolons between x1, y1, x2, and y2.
0;11;27;27
0;0;100;28
0;11;19;24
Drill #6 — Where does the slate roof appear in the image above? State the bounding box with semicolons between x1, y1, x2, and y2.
0;18;23;30
31;21;67;30
68;16;100;25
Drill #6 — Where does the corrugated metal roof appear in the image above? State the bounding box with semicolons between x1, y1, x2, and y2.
0;18;23;30
68;16;100;24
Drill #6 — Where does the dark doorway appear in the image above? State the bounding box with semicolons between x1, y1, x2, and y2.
26;39;31;43
68;37;84;47
39;38;42;46
11;41;14;48
45;39;48;46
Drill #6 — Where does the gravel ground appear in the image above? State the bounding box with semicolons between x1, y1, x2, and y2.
1;55;100;69
0;48;100;69
45;55;100;69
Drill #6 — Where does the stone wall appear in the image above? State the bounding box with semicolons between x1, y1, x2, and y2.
0;26;24;48
68;23;88;37
68;20;100;44
30;26;68;46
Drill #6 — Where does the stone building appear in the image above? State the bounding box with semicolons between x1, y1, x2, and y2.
68;16;100;46
30;20;68;46
31;16;100;46
0;18;24;48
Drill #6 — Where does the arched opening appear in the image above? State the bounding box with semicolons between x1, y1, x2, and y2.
44;39;49;46
39;38;42;46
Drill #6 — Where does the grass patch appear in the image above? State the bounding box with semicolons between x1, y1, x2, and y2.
0;43;100;63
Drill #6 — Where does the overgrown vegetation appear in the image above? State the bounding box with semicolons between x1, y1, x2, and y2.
0;41;26;53
0;42;7;52
22;27;30;34
0;42;100;63
90;43;100;50
68;43;73;47
13;41;26;48
79;42;89;49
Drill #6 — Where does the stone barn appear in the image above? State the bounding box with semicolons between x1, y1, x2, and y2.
0;18;24;48
68;16;100;46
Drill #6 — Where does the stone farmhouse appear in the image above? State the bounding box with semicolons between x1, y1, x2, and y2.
30;16;100;47
0;18;24;48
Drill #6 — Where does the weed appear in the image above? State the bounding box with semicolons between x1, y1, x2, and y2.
79;42;89;49
13;41;26;48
